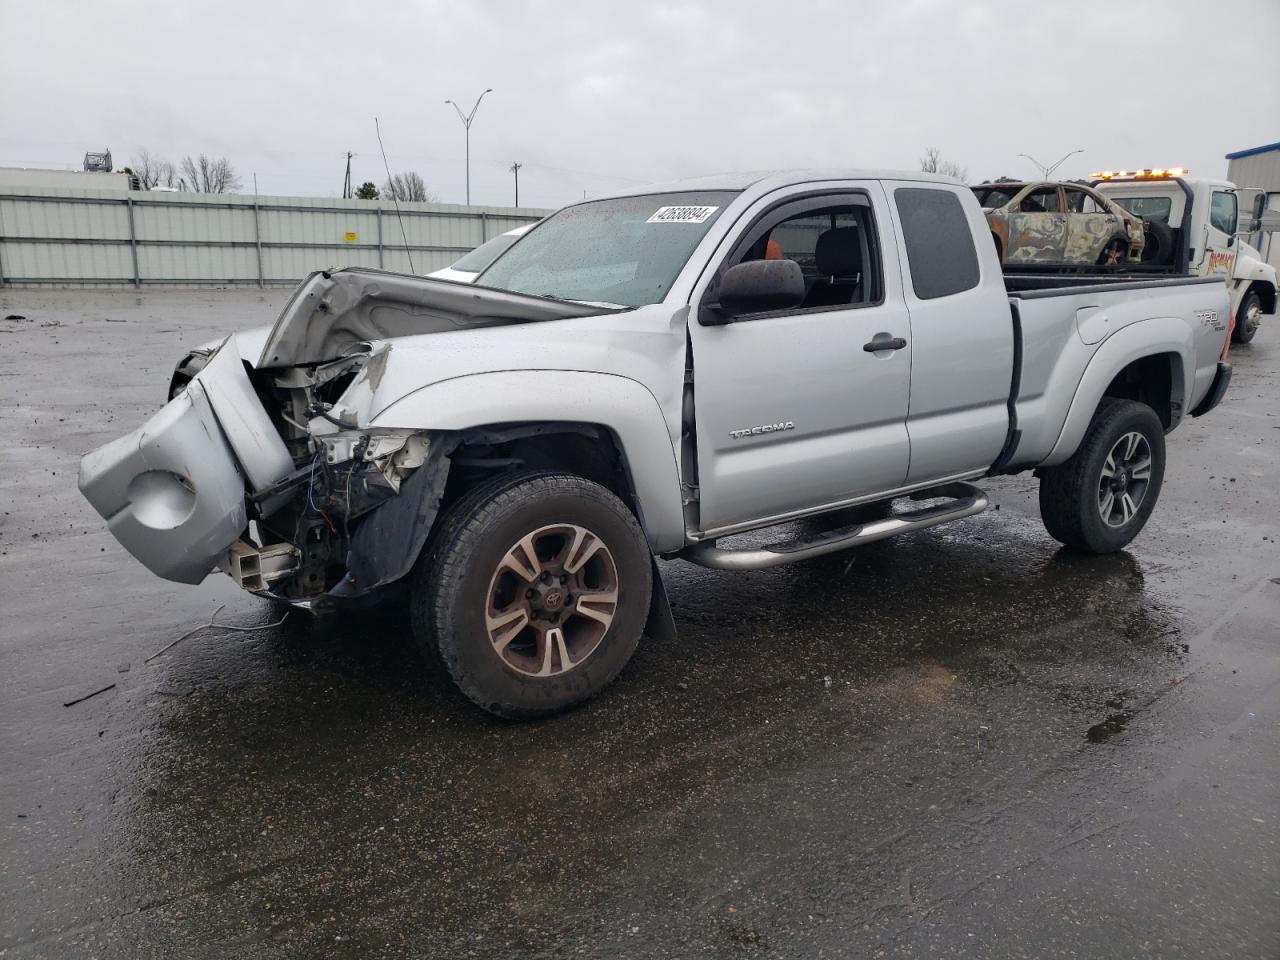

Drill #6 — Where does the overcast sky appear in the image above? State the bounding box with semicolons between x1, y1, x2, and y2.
2;0;1277;209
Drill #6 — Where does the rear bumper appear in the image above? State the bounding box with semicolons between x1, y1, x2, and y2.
1191;361;1232;418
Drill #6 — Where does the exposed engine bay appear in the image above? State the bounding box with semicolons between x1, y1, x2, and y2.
229;347;437;601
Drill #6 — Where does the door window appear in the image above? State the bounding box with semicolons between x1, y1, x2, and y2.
1210;191;1237;234
717;195;883;312
1020;187;1061;213
1064;188;1105;214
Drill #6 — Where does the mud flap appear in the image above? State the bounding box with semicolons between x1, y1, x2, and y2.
644;556;678;644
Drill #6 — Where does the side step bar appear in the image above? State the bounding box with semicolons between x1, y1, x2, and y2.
681;482;989;571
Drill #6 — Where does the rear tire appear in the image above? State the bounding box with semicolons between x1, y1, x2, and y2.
1038;399;1165;553
1097;237;1128;268
1233;290;1262;344
411;471;652;719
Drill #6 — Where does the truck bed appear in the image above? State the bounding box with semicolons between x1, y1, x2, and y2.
999;273;1228;473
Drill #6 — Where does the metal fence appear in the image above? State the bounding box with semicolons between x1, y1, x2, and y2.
0;186;550;287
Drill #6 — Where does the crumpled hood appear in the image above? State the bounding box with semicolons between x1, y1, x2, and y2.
256;267;619;368
315;301;688;431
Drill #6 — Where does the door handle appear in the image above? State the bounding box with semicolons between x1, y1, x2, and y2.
863;335;907;352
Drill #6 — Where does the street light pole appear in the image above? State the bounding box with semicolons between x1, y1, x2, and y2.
444;88;493;205
1018;149;1085;179
510;161;522;207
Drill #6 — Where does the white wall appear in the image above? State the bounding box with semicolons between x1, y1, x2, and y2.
0;186;549;287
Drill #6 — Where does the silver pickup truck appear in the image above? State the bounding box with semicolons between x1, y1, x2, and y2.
79;170;1233;717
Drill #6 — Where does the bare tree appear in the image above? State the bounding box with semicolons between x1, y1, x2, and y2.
919;146;968;182
179;154;242;194
382;171;434;202
130;149;176;189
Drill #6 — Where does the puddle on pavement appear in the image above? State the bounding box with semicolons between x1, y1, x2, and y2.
1086;709;1135;743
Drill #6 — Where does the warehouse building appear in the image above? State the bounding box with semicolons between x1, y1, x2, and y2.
1225;140;1280;270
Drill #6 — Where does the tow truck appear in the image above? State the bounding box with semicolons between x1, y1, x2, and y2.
1091;168;1277;345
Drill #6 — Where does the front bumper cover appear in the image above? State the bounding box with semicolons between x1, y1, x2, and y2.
79;337;293;584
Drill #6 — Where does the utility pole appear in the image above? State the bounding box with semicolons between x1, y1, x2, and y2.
510;161;522;207
1017;148;1085;179
444;88;493;205
342;151;354;199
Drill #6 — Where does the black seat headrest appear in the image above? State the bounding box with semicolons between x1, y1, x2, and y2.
815;227;861;279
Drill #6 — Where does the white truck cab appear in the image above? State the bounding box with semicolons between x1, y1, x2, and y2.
1093;169;1278;344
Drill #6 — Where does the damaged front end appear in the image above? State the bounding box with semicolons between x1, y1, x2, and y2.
79;333;449;607
80;267;617;606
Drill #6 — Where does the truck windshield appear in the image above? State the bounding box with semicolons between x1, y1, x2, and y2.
449;230;526;273
476;191;737;308
1110;196;1173;224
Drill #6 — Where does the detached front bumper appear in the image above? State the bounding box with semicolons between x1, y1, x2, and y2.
78;338;294;585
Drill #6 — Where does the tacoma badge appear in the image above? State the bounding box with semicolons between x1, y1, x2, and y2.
729;421;795;440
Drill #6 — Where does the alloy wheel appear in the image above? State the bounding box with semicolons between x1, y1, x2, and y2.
1098;431;1153;527
484;523;619;677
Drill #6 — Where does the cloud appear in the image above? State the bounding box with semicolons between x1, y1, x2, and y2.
1;0;1276;207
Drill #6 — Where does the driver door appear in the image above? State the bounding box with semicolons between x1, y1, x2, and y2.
687;187;912;534
1203;189;1239;276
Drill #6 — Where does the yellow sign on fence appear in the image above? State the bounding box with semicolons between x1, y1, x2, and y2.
344;231;358;243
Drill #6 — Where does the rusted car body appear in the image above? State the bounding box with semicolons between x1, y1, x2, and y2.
975;181;1145;267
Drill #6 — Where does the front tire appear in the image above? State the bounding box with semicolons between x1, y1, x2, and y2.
1038;399;1166;553
1233;290;1262;344
412;471;652;718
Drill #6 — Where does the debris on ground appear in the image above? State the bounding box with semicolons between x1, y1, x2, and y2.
63;683;117;708
144;604;290;664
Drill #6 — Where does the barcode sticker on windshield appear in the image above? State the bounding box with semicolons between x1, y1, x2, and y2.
647;205;718;224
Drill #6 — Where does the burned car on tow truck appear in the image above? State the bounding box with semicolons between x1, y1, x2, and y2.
975;180;1146;268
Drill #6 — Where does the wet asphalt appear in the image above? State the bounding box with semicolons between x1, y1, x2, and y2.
1;289;1277;959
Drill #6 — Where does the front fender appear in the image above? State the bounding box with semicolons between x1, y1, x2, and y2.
1042;317;1199;466
371;370;686;553
1233;249;1277;288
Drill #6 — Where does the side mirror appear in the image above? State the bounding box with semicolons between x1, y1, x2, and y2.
705;259;805;323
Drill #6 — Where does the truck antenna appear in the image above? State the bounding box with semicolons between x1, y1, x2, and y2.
375;117;415;274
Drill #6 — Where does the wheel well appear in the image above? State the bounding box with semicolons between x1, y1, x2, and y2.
990;232;1003;259
441;422;639;516
1245;281;1276;316
1102;353;1180;429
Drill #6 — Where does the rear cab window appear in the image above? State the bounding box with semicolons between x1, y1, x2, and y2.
894;188;981;300
1111;196;1172;223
